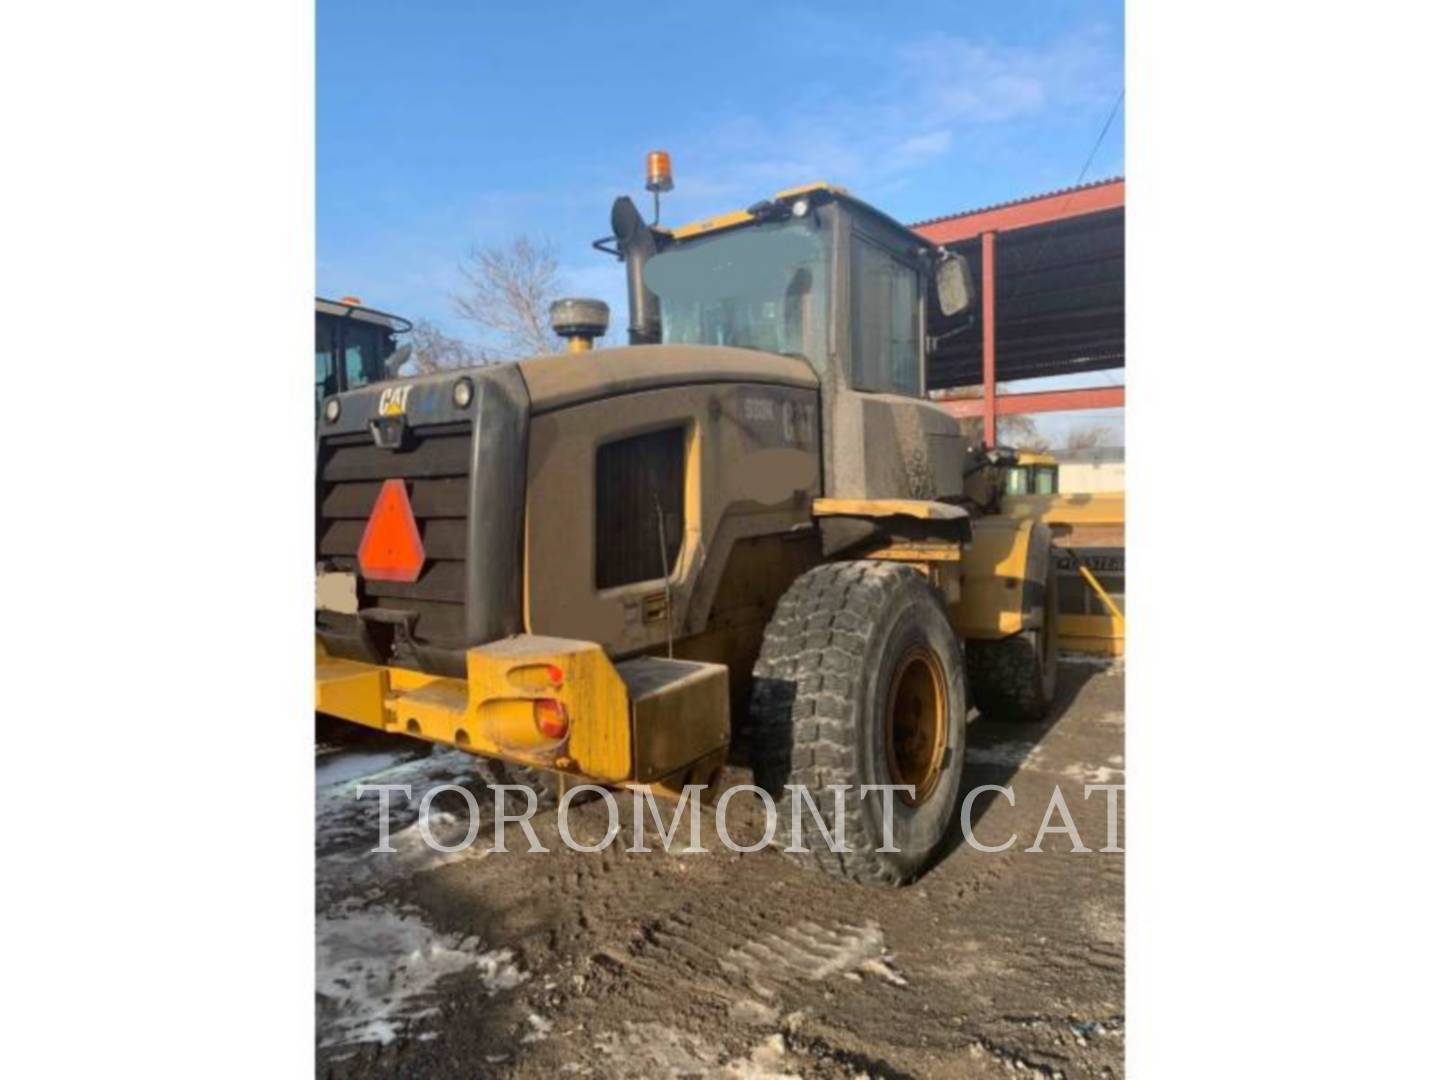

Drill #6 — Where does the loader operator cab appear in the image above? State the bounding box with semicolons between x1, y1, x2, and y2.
606;178;975;501
615;183;972;395
314;297;413;418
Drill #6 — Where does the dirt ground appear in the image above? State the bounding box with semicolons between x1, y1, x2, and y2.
316;659;1125;1079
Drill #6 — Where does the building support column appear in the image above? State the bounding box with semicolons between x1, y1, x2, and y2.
981;230;997;446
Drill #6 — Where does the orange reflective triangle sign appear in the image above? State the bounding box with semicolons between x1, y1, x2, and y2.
357;479;426;582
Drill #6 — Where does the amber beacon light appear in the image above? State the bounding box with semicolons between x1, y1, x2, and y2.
645;150;673;192
644;150;673;224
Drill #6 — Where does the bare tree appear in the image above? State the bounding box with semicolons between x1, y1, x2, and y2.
407;319;490;374
1064;424;1111;452
452;237;563;358
1001;416;1051;453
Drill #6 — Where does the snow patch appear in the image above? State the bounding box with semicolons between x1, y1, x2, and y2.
593;1023;799;1079
522;1011;554;1044
1060;653;1123;673
316;749;414;789
1062;762;1124;784
316;907;525;1047
724;1033;800;1079
316;808;488;906
858;957;909;986
316;745;484;855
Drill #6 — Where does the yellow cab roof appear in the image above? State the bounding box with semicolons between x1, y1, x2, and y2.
662;183;934;248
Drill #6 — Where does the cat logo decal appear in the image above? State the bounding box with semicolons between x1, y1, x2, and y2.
377;385;412;417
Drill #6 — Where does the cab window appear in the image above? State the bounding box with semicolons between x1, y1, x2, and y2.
1034;466;1058;495
315;317;340;413
341;322;390;390
850;237;921;396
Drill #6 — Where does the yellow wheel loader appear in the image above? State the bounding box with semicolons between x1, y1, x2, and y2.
315;163;1057;885
1003;451;1060;495
314;296;412;419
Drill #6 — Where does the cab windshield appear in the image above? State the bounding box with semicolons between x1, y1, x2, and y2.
1004;464;1060;495
643;218;831;372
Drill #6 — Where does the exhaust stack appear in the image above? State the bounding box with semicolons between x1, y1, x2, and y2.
611;195;661;345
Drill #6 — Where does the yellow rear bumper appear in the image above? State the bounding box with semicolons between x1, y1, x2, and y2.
316;635;729;787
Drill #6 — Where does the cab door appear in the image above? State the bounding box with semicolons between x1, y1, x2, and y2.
824;213;966;500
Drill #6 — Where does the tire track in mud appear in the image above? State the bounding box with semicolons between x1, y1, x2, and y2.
473;815;937;1071
467;776;1122;1075
323;660;1127;1079
721;918;897;983
599;875;951;1074
625;902;901;995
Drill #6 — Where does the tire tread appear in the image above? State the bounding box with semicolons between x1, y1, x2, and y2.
743;560;945;887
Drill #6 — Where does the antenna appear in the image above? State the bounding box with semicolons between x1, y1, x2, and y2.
653;491;674;658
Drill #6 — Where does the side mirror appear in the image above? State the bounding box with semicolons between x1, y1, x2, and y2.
936;255;975;317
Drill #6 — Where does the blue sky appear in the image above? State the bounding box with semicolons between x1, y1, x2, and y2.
319;0;1123;347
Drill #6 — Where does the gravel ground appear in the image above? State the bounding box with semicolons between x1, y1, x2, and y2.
316;658;1125;1079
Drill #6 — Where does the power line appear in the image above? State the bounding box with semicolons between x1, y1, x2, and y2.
1075;89;1125;189
998;86;1125;315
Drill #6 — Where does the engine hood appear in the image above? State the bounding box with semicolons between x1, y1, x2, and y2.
318;361;525;439
516;343;818;416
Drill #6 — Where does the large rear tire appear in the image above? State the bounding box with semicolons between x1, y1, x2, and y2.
747;561;967;886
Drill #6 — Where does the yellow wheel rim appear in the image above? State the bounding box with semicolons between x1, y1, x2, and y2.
885;647;948;806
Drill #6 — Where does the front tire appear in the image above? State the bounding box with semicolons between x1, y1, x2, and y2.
748;561;967;886
967;540;1058;723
